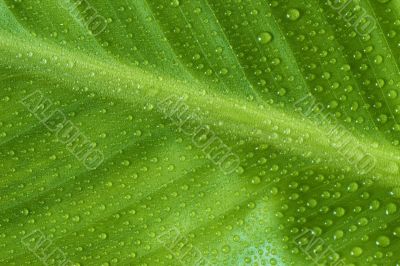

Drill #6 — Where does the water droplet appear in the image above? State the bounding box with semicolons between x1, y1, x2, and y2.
99;233;108;239
251;176;261;184
333;207;345;217
170;0;180;7
376;235;390;247
287;9;301;21
351;246;363;257
257;32;273;44
385;203;397;215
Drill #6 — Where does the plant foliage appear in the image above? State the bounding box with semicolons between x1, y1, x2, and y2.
1;0;400;265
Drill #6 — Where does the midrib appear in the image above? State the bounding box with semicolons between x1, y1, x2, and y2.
0;31;399;186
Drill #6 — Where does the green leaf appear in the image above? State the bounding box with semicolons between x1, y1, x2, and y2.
1;0;400;265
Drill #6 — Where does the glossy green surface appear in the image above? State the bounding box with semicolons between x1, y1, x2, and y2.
1;0;400;265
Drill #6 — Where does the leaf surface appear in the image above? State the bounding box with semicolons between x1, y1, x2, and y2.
1;0;400;265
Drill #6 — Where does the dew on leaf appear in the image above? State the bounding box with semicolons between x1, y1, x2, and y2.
257;32;273;44
376;235;390;247
286;9;301;21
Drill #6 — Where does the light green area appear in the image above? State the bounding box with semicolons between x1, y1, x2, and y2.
1;0;400;265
